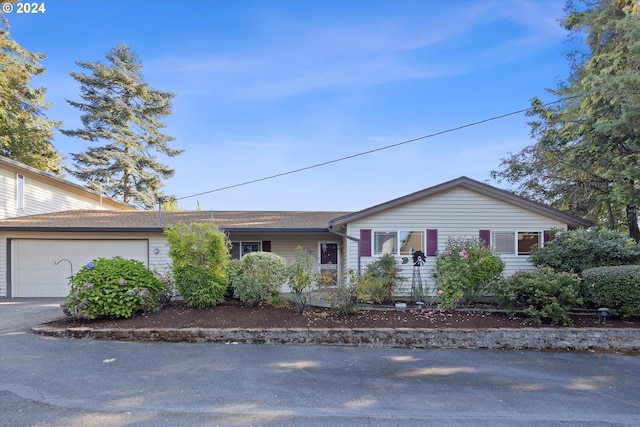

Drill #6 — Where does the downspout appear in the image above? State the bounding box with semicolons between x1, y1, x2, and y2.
327;221;361;276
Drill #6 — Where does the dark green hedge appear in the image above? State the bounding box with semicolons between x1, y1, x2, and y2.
582;265;640;318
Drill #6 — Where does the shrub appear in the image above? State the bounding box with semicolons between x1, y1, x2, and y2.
582;265;640;318
64;256;165;320
357;254;404;303
165;222;229;309
495;267;582;326
529;227;640;275
432;237;505;310
317;269;360;316
288;246;315;314
230;252;289;306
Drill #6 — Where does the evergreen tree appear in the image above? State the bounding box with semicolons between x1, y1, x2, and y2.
492;0;640;242
0;17;63;174
62;43;183;209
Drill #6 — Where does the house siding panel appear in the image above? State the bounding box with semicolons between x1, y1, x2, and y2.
342;186;569;296
0;159;131;220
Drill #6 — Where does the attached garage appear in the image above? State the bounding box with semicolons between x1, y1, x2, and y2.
10;239;149;297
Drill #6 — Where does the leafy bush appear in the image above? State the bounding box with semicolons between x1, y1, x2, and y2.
288;246;315;314
432;237;505;310
582;265;640;318
64;256;165;320
316;269;360;316
529;227;640;275
357;254;404;303
230;252;289;306
165;222;229;308
494;267;582;326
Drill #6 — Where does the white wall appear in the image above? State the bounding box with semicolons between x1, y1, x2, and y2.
342;186;569;296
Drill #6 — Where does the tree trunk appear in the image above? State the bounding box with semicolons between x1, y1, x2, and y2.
626;205;640;243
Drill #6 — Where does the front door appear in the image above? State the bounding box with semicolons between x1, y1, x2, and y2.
320;243;338;285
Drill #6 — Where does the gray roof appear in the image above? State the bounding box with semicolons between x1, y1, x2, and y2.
329;176;594;229
0;177;593;233
0;210;352;233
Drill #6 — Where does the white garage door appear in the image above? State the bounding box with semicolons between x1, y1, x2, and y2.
11;239;149;297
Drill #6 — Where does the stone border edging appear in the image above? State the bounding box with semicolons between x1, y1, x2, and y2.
30;326;640;352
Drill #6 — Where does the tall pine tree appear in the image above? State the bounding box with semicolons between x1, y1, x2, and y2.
0;17;63;175
63;43;183;209
492;0;640;242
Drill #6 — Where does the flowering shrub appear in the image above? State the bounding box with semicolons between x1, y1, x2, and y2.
316;269;360;316
229;252;289;306
64;256;166;319
432;237;505;310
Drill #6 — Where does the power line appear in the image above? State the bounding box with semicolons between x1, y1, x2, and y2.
176;96;577;201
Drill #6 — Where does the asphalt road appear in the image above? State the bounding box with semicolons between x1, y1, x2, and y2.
1;298;640;427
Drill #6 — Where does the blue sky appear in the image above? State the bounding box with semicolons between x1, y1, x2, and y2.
5;0;571;211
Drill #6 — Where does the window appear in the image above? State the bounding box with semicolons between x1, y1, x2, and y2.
374;232;397;255
491;231;542;255
492;232;515;254
230;241;261;260
374;230;425;255
16;173;24;210
517;231;541;255
399;230;425;255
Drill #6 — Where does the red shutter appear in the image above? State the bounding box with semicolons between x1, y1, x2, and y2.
262;241;271;252
543;230;552;243
479;230;490;246
426;229;438;256
360;229;372;257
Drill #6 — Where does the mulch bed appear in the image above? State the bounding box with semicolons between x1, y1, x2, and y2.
45;300;639;330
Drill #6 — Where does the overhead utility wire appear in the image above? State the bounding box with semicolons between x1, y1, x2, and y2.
176;95;580;201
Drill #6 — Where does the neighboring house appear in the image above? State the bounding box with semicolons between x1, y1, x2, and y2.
0;155;134;219
0;176;592;298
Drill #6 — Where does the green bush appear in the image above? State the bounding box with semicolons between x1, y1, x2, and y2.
165;222;229;308
432;237;505;310
357;254;404;304
495;267;582;326
529;227;640;275
230;252;289;306
64;256;166;320
317;269;360;316
288;246;315;314
582;265;640;318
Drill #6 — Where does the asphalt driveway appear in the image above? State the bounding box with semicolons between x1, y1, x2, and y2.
1;298;640;426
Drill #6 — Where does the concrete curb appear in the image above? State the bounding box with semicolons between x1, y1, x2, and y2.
30;326;640;352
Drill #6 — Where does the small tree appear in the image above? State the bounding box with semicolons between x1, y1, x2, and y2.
529;227;640;275
288;246;314;314
433;237;505;310
165;222;229;308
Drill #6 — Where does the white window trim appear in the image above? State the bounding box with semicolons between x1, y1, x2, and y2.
16;173;24;210
491;230;543;256
373;230;426;256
